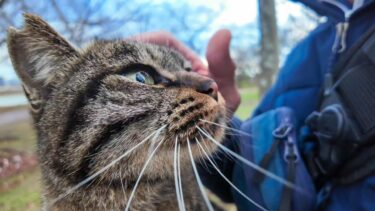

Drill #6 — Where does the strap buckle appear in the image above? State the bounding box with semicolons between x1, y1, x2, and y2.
272;124;293;140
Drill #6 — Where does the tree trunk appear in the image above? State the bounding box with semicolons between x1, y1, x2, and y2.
257;0;279;96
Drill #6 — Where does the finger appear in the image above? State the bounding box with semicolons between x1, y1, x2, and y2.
128;31;208;75
206;29;240;114
206;29;236;78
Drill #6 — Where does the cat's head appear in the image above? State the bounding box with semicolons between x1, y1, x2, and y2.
7;14;226;188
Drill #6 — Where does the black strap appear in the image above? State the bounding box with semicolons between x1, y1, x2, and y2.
254;124;292;183
331;26;375;142
334;145;375;185
332;26;375;78
306;26;375;184
279;161;296;211
253;138;281;184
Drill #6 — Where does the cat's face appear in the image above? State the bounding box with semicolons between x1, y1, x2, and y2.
7;14;226;188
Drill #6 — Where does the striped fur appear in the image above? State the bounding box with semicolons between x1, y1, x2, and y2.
7;14;226;211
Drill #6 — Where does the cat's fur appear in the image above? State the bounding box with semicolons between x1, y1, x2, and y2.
7;14;226;210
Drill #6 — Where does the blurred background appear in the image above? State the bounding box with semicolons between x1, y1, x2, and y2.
0;0;320;210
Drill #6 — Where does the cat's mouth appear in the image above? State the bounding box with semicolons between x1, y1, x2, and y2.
166;94;226;145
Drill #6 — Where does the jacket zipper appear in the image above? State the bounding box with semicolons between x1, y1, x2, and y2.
319;0;365;74
320;0;363;53
332;22;349;53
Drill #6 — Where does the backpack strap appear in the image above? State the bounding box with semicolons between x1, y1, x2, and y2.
253;125;291;184
279;161;296;211
333;145;375;185
306;25;375;180
253;123;300;211
245;108;316;211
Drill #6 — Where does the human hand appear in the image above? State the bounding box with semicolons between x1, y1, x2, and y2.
206;29;240;114
129;30;240;114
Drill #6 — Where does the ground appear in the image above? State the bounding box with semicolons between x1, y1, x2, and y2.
235;87;258;120
0;120;40;211
0;87;259;211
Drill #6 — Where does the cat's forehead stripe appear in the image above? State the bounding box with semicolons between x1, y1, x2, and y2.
78;41;181;80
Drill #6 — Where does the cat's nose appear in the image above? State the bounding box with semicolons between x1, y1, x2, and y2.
196;79;218;101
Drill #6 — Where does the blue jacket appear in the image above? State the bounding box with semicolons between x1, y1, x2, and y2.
200;0;375;210
253;0;375;210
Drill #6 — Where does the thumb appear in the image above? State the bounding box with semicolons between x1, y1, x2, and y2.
206;29;240;115
206;29;236;78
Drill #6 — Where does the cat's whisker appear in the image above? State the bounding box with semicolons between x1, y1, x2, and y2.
194;137;212;174
174;137;184;211
196;126;304;193
200;119;253;138
212;126;242;137
196;139;268;211
187;138;214;211
120;170;127;200
178;141;186;211
47;125;166;208
124;139;165;211
201;125;259;153
202;122;261;152
221;104;242;119
221;130;242;137
148;126;164;157
198;132;221;162
200;127;235;160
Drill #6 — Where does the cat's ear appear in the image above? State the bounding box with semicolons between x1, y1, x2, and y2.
7;13;79;96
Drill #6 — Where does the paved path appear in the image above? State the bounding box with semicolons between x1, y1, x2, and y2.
0;109;30;126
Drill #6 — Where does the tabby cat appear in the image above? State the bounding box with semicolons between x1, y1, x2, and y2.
7;14;226;210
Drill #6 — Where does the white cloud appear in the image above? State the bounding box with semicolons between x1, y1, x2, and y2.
211;0;258;26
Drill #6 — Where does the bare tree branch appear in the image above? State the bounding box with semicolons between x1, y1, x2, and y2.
0;0;6;8
50;0;76;42
0;0;228;82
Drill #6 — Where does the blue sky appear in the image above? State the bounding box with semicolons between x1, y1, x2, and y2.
0;0;312;81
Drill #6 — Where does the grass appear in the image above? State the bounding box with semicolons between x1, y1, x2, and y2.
235;87;259;120
0;120;40;211
0;120;37;154
0;168;41;211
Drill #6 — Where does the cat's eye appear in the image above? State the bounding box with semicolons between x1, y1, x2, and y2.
125;71;155;85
